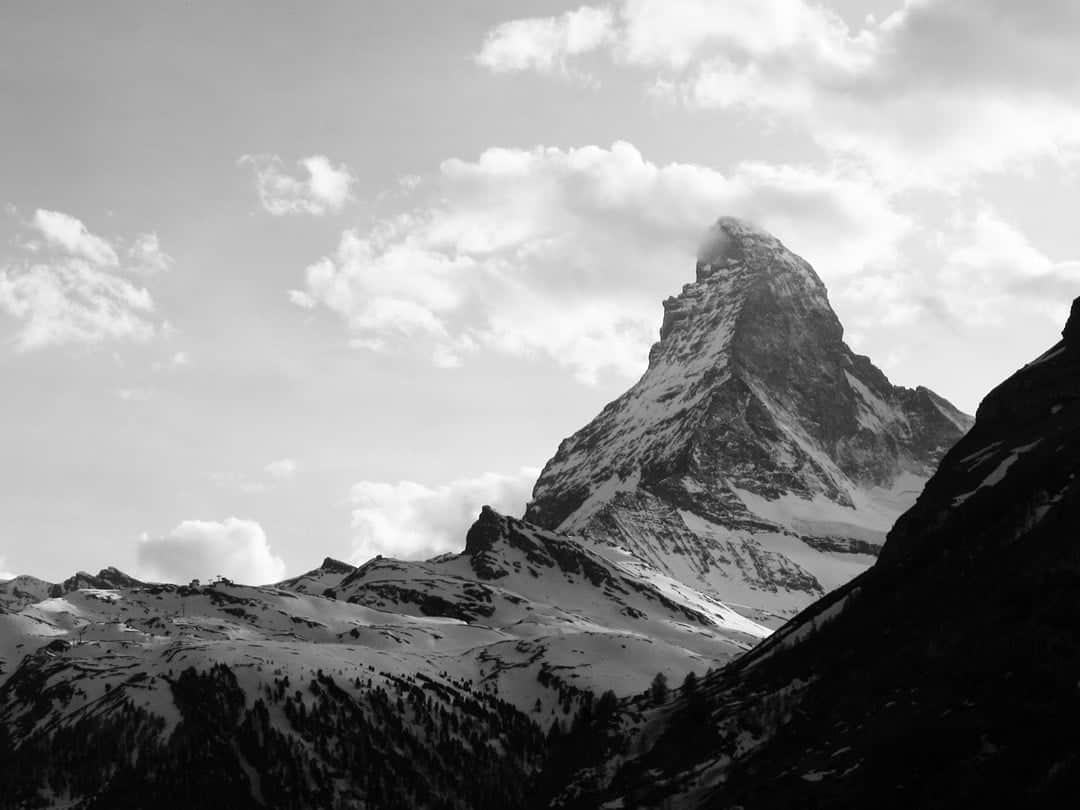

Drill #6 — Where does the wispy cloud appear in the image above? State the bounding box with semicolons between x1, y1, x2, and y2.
264;458;297;480
210;457;299;493
239;153;355;216
208;471;268;495
0;209;168;351
152;350;190;372
126;232;173;274
32;208;119;266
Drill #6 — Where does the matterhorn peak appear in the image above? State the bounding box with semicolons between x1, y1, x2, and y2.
527;218;972;623
695;215;783;269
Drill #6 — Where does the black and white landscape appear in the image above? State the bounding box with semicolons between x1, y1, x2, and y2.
2;2;1079;809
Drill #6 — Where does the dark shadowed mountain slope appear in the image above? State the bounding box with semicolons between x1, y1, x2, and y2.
526;218;971;623
541;297;1080;810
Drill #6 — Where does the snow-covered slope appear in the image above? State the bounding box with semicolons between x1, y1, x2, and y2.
275;556;357;596
329;507;768;699
0;575;56;612
0;567;145;613
0;509;765;808
0;577;549;808
526;217;972;623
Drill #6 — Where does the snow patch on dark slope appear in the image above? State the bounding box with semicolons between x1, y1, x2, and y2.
526;217;972;624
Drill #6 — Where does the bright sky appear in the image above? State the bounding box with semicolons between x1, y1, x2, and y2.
2;0;1077;583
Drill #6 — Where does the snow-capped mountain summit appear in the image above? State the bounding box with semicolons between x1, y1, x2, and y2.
527;217;972;622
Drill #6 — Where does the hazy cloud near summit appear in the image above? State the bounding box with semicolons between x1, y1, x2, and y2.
348;467;540;565
294;141;910;381
136;518;287;585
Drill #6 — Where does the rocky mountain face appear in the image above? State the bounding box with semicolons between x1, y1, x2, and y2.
540;297;1080;809
526;217;971;623
0;567;144;613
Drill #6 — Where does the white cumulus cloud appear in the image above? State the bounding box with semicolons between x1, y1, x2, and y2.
240;153;355;216
476;4;616;79
0;209;167;350
136;518;286;585
476;0;1080;187
32;208;119;267
348;467;540;564
293;140;910;382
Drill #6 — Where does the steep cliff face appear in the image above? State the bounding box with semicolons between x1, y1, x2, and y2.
526;217;971;621
540;297;1080;810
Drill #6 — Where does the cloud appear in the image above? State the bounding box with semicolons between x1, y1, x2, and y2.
264;458;297;480
348;467;540;564
0;209;166;350
210;459;297;492
32;208;119;266
477;0;1080;186
836;203;1078;332
475;4;615;79
293;140;910;381
936;206;1078;325
0;262;156;350
136;518;286;585
208;471;268;495
151;350;190;372
0;556;15;580
126;232;173;274
240;154;355;216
